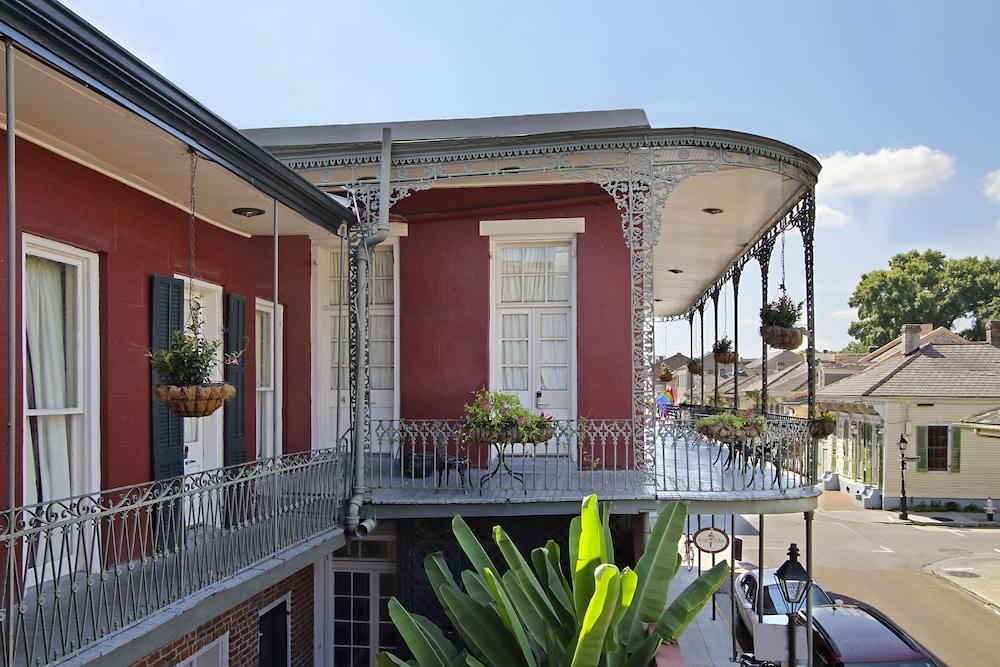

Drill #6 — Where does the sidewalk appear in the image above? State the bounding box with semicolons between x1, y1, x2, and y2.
902;510;1000;528
670;559;740;666
926;555;1000;611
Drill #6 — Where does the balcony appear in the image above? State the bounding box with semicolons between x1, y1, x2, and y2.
366;408;818;511
0;448;345;666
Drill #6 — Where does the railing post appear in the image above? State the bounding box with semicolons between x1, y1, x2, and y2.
801;191;817;483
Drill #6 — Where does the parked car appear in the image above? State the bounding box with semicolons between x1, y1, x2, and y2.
808;604;939;666
735;566;834;635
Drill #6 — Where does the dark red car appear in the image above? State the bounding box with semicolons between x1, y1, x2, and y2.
809;604;939;666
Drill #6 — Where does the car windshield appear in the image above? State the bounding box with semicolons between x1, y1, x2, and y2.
760;584;831;615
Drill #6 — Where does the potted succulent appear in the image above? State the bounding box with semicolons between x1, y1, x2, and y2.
696;410;766;443
687;359;704;375
810;411;837;438
760;292;806;349
148;299;242;417
658;360;673;382
713;336;736;365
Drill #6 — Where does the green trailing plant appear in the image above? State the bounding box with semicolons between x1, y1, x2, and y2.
818;412;836;423
760;293;803;329
147;299;243;386
695;412;765;432
657;361;672;382
378;495;729;667
712;337;732;354
463;389;554;442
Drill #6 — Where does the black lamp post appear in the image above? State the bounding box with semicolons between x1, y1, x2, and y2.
898;434;909;520
775;543;810;666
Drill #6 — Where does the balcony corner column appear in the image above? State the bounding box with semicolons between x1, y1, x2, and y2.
757;238;775;412
732;268;742;411
698;302;705;405
711;288;720;407
801;190;818;481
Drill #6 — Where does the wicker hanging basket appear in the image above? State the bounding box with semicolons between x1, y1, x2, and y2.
687;361;704;375
810;420;836;439
155;383;236;418
760;325;805;350
713;351;736;365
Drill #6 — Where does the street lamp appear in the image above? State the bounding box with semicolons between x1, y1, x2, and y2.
775;543;810;666
898;434;909;521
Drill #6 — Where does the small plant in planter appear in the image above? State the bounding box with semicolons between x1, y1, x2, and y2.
463;389;555;445
687;359;704;375
810;412;837;439
658;360;673;382
713;336;736;365
148;299;242;417
760;292;806;349
696;411;766;443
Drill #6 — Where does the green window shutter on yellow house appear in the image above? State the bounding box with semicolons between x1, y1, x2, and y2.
950;426;961;473
915;425;928;472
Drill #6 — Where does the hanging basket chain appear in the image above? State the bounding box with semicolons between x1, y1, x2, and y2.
188;149;199;301
779;230;786;295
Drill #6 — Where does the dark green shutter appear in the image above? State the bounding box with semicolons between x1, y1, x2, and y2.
225;293;248;465
950;425;961;473
916;425;928;472
150;275;185;481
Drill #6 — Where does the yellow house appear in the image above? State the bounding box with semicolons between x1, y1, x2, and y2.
816;322;1000;510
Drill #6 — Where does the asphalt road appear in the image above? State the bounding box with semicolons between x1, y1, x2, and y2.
712;492;1000;666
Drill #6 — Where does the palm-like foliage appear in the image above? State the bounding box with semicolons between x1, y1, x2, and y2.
378;495;729;667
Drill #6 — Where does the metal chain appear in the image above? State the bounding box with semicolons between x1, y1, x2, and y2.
779;230;786;293
187;149;199;301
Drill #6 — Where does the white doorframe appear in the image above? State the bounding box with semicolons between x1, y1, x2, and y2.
177;633;229;667
255;298;284;459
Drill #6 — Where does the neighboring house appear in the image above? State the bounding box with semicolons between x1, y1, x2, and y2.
817;323;1000;509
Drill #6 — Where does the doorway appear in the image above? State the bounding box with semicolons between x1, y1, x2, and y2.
258;596;290;667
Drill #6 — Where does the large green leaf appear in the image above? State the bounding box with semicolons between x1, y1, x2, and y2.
625;503;686;629
621;633;663;667
570;564;621;667
425;552;459;598
533;547;576;628
439;584;527;666
452;515;498;578
484;568;539;667
608;566;638;649
599;501;614;564
377;651;413;667
387;597;449;667
461;570;494;607
569;516;581;580
573;495;607;620
414;614;461;663
653;560;730;645
502;570;550;648
544;540;573;602
494;525;561;627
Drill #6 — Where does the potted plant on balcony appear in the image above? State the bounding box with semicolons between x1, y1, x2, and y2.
696;410;766;443
462;389;555;446
658;360;673;382
713;336;736;365
687;359;704;375
760;292;806;349
148;299;241;417
810;411;837;439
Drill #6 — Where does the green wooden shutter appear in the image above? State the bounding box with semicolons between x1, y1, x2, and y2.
915;425;928;472
863;423;873;484
950;425;961;473
225;293;248;466
150;275;185;481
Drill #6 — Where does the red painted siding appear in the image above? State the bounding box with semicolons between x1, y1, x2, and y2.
393;185;631;421
0;133;314;503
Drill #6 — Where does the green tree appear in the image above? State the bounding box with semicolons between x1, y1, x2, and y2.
846;250;999;349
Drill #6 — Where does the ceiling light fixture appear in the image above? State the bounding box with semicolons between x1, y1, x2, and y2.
668;268;683;274
232;207;265;217
702;207;724;215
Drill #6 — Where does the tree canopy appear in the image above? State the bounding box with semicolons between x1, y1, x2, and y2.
846;250;1000;349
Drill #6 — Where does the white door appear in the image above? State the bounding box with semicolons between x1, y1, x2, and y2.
317;244;397;454
180;280;224;478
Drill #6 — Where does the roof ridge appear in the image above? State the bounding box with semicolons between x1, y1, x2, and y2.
860;350;923;396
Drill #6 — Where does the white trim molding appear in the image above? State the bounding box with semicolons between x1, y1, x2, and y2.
480;217;585;238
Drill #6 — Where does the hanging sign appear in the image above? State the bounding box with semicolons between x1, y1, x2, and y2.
692;527;729;554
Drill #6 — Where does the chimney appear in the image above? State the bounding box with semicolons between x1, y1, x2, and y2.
901;324;922;355
988;320;1000;348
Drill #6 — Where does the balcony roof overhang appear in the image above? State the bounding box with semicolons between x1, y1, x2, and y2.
0;0;354;238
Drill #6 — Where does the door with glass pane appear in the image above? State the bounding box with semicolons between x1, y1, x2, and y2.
256;302;283;460
495;243;573;450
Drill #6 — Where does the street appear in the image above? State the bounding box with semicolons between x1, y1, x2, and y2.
716;492;1000;666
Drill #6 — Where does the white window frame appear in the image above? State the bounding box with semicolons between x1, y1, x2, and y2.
177;633;229;667
259;593;292;667
21;234;100;503
481;219;581;423
255;298;284;459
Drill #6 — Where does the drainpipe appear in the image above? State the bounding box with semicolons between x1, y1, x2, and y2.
345;127;391;537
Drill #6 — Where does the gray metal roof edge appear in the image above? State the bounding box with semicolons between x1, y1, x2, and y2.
258;125;822;181
0;0;352;233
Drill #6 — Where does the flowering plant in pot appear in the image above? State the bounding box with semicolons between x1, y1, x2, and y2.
810;411;837;439
463;389;555;445
148;299;242;417
687;359;703;375
696;410;766;443
760;292;806;349
713;336;736;365
657;360;672;382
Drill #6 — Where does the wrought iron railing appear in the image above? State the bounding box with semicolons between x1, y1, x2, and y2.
367;408;815;499
0;447;344;666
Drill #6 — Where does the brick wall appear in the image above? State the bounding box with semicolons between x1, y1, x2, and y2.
130;566;314;667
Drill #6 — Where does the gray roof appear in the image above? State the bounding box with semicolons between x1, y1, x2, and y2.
818;342;1000;399
962;408;1000;425
244;109;650;148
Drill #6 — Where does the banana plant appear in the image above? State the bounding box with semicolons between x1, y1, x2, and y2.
377;495;729;667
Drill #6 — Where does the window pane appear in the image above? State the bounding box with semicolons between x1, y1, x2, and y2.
523;247;545;274
540;367;567;390
501;276;522;302
547;275;569;301
502;314;528;338
24;414;74;506
540;313;568;339
256;310;272;387
500;247;522;275
523;275;546;302
540;340;567;365
371;367;393;391
503;367;528;391
25;256;78;409
371;314;393;341
548;246;569;273
503;341;528;365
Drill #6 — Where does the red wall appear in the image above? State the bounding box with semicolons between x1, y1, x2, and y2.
393;184;631;421
0;133;314;502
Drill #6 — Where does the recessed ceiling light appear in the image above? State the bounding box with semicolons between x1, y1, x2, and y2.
232;207;265;217
702;207;724;215
668;268;683;274
654;298;663;303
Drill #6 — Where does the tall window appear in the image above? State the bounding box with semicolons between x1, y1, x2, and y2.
23;237;98;506
927;425;949;471
256;300;283;459
499;245;569;304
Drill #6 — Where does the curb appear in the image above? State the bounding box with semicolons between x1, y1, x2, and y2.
927;570;1000;615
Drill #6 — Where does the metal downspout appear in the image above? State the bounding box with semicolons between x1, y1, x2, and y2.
345;127;391;536
5;39;16;667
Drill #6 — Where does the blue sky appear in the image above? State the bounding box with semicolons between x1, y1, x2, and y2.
66;0;1000;353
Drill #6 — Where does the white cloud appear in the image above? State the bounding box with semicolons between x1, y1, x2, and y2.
828;308;858;322
816;204;850;228
819;146;954;196
982;170;1000;203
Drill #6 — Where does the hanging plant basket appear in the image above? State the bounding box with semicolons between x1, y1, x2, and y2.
687;361;704;375
760;325;805;350
713;351;736;365
810;420;836;439
658;362;672;383
155;382;236;418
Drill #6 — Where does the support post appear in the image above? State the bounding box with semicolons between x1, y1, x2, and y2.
730;513;738;662
802;191;817;482
712;289;720;407
805;510;814;666
757;240;774;412
699;303;705;406
757;514;765;625
5;39;16;667
271;201;279;551
732;269;741;411
688;311;694;403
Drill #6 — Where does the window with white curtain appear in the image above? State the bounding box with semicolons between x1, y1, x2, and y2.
256;300;283;459
499;245;569;304
23;236;98;507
